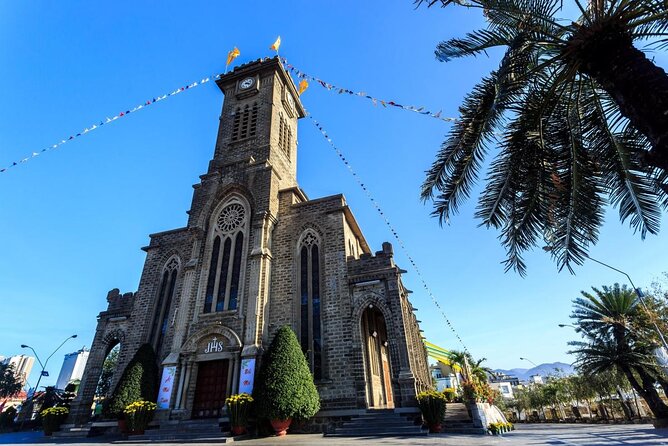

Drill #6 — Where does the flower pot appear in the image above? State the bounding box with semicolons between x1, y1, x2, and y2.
231;425;246;436
428;423;442;433
118;419;128;434
270;418;292;436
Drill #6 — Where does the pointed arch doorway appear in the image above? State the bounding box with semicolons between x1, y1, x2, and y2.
361;305;394;409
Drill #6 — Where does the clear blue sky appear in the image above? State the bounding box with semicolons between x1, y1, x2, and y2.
1;1;667;389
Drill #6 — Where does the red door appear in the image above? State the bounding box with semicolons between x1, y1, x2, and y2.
192;359;229;419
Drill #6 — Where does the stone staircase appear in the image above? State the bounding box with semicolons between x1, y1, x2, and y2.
52;424;92;438
443;402;487;435
117;419;233;443
325;409;427;437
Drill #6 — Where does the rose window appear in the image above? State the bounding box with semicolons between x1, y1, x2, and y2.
217;203;245;232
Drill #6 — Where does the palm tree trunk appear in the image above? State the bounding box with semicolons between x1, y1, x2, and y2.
565;21;668;170
621;365;668;422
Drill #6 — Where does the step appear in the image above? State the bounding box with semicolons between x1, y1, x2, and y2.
115;435;232;444
442;427;488;435
340;418;417;426
326;430;427;437
336;426;422;435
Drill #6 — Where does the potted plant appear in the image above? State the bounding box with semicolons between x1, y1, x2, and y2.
417;390;447;433
41;406;69;436
104;344;158;431
253;326;320;436
225;393;253;435
441;388;456;403
123;400;157;435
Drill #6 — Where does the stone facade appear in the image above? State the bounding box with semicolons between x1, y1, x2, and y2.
69;57;430;425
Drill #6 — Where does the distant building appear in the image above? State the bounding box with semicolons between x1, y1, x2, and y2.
489;372;520;386
529;374;544;385
430;363;461;391
490;381;514;399
56;348;89;390
1;355;35;387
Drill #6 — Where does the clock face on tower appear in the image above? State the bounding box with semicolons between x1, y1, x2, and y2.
239;77;255;90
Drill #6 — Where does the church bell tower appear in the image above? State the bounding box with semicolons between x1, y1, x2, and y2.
207;57;307;189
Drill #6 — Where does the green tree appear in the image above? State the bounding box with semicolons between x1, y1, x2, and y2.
447;350;492;383
0;363;22;399
104;344;158;418
570;284;668;423
96;345;119;398
253;326;320;421
565;374;596;418
571;333;668;422
418;0;668;274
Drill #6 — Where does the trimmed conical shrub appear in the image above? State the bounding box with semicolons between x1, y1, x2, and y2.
104;344;159;417
253;326;320;420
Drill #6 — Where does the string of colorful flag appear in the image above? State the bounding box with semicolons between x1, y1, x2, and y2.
0;73;223;174
0;36;469;351
308;114;469;352
281;57;458;124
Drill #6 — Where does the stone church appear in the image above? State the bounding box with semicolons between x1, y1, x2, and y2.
70;57;430;424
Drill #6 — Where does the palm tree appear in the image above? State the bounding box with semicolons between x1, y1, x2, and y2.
570;283;668;424
571;283;642;340
447;350;492;382
570;335;668;423
418;0;668;274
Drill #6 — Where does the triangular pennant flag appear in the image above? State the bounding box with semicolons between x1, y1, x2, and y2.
297;79;309;96
226;47;240;67
270;36;281;52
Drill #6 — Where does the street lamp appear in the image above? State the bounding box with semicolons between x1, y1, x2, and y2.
558;324;576;329
519;357;537;367
584;255;668;354
21;334;77;397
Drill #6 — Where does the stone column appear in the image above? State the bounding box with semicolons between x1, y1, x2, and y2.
242;212;276;351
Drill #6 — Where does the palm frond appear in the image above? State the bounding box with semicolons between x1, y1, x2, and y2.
422;73;502;223
436;28;517;61
583;82;661;237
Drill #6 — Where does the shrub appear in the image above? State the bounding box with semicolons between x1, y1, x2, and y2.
123;400;157;432
253;326;320;421
225;393;253;428
0;406;17;430
104;344;158;418
41;406;69;435
417;390;447;426
442;387;457;402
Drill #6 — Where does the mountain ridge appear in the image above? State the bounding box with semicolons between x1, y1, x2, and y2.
493;362;574;381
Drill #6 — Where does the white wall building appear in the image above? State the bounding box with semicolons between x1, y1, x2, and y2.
56;348;89;390
490;381;515;399
1;354;35;386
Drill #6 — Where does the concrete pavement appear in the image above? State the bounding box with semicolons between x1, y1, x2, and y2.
2;423;668;445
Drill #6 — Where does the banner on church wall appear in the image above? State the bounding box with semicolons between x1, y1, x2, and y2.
157;366;177;409
238;358;256;394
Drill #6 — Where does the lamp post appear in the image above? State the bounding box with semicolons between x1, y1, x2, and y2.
20;334;77;420
558;324;576;329
584;255;668;354
519;357;537;367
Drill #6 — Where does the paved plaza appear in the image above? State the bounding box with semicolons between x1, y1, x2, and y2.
2;424;668;445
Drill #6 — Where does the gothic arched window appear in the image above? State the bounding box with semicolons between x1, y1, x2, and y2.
298;230;322;379
150;257;179;352
203;200;247;313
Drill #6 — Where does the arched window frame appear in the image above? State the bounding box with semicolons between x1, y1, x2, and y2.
297;229;323;379
150;256;180;353
203;196;250;314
